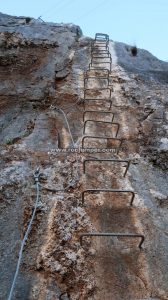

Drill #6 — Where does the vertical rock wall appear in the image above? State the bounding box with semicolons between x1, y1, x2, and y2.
0;12;168;300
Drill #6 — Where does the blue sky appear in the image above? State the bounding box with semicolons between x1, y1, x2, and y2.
1;0;168;61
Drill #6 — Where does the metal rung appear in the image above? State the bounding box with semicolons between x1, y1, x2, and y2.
90;62;112;68
86;67;110;72
91;52;112;59
81;136;122;154
90;60;112;66
91;55;112;63
83;110;114;122
84;88;112;100
85;68;110;77
91;48;110;53
91;50;110;55
91;58;112;64
93;38;108;43
91;43;109;50
95;38;109;42
88;64;111;73
83;98;112;111
92;43;108;48
95;32;109;38
91;60;112;67
89;63;112;71
91;56;111;61
91;51;111;56
80;233;145;249
83;97;112;103
95;33;109;41
91;56;112;61
92;40;108;44
81;189;135;206
91;53;110;58
83;120;120;137
93;43;108;47
83;159;130;176
84;76;111;88
93;40;108;45
94;36;109;41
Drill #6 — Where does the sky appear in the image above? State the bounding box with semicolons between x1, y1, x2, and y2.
0;0;168;61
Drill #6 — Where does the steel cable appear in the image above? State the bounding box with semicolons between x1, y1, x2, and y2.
74;0;108;22
60;99;84;115
52;106;80;181
8;169;41;300
40;0;71;17
55;107;75;147
41;0;76;19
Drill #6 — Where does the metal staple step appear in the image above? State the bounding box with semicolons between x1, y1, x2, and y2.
81;189;135;206
83;158;130;176
83;120;120;137
81;136;123;154
83;110;115;122
80;233;145;250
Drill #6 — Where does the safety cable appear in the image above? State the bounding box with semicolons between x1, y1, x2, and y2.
40;0;71;17
52;106;80;182
8;169;41;300
66;104;83;115
74;0;108;22
58;98;83;115
54;107;75;147
41;0;77;19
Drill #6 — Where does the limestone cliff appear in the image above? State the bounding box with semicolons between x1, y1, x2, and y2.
0;12;168;300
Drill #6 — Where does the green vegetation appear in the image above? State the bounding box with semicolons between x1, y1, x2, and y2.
131;46;138;56
5;138;15;145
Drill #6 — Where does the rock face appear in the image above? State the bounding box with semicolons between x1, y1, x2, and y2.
0;12;168;300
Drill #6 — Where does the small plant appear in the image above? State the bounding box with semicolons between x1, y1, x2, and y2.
131;46;138;56
25;17;32;24
5;138;14;145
